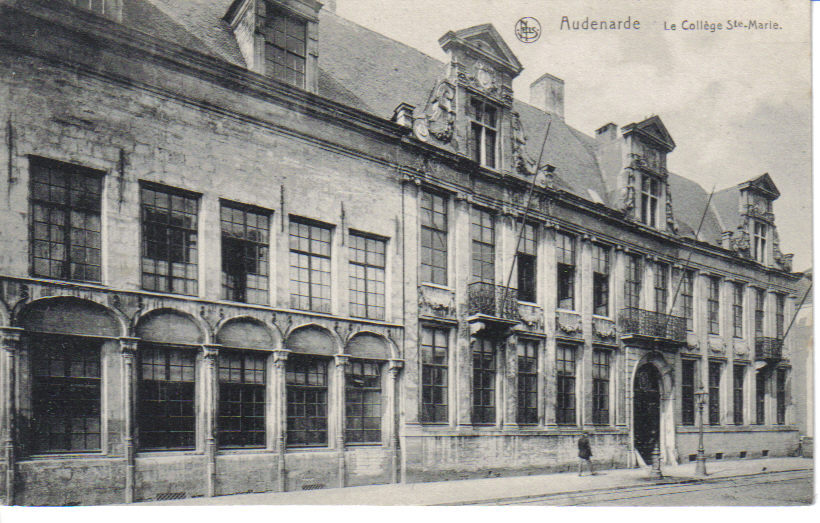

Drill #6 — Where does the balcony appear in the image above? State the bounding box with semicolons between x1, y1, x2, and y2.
466;282;520;332
755;337;783;363
619;307;686;348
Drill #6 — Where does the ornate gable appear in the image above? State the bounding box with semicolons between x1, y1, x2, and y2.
439;24;523;76
743;173;780;199
623;115;676;153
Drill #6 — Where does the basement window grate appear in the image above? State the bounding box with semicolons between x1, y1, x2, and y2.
762;450;769;457
688;454;697;462
740;451;747;458
155;492;187;501
302;483;326;491
715;452;723;460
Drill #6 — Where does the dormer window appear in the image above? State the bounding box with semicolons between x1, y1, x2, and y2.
469;98;498;169
66;0;122;21
640;174;660;227
263;5;308;88
753;221;767;263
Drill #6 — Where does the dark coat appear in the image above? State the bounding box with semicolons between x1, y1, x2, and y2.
578;435;592;459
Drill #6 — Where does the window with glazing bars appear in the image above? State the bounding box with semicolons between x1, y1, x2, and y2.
681;359;696;426
516;339;538;425
471;207;495;283
592;349;610;425
30;335;101;453
556;344;576;425
654;262;668;313
345;360;382;443
30;157;102;282
592;244;610;316
733;365;745;425
680;270;694;331
708;361;721;426
556;232;576;310
707;276;720;335
289;219;332;313
469;98;498;168
775;294;785;339
218;350;266;448
754;288;765;339
624;254;642;309
753;221;767;263
419;191;448;285
755;370;766;425
286;355;328;446
141;184;199;296
732;283;744;338
640;174;660;227
776;369;786;425
472;337;496;424
517;223;537;303
420;326;448;423
221;202;270;305
138;346;196;450
263;4;307;88
349;233;386;320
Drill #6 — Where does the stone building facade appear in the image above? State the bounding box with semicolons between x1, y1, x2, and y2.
0;0;803;505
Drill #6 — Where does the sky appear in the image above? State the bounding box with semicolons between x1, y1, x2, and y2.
335;0;812;271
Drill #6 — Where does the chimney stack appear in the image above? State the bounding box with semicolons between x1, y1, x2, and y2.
530;73;564;120
595;122;618;142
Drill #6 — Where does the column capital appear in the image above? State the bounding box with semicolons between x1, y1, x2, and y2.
388;359;404;375
0;327;24;352
201;345;220;360
334;354;350;368
119;337;139;357
273;349;290;367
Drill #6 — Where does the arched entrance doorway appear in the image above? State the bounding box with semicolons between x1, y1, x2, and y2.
633;363;661;464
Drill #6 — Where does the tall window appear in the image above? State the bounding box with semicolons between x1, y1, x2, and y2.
289;219;332;313
592;244;610;316
286;355;328;447
30;157;102;282
681;359;696;426
733;365;745;425
752;221;767;263
419;191;448;285
141;184;199;296
218;351;266;448
776;369;786;425
556;232;576;310
754;288;765;340
640;174;660;227
420;327;448;423
755;370;766;425
221;203;270;304
469;98;498;169
708;361;721;426
732;283;744;338
592;349;610;425
471;207;495;284
345;360;382;443
624;254;642;310
349;233;386;320
775;294;785;339
263;5;307;88
138;346;196;450
516;339;538;425
681;270;694;331
707;276;721;335
556;344;576;425
654;262;668;313
517;223;538;303
30;335;101;453
472;337;496;424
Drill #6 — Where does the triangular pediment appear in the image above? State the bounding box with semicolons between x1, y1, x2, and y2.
624;115;675;152
439;24;522;76
743;173;780;199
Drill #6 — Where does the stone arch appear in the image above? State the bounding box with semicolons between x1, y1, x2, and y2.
344;331;396;360
215;315;281;350
630;350;677;467
17;296;126;337
135;308;209;345
285;323;340;356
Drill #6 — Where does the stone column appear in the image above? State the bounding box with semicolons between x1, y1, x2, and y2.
334;354;349;488
502;337;517;429
387;359;404;483
613;246;627;427
202;345;219;497
119;337;139;504
542;224;557;427
579;235;593;429
272;349;290;492
1;327;22;506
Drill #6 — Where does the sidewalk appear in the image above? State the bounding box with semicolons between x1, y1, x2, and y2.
139;457;813;506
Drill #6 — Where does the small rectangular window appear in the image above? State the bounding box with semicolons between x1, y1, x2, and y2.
30;157;103;283
349;233;386;320
289;218;332;313
753;221;767;263
624;254;642;310
733;365;745;425
420;326;449;423
654;262;668;314
419;191;448;285
681;270;695;331
754;288;766;339
640;174;660;228
472;337;496;425
517;223;537;303
471;207;495;284
756;370;766;425
221;202;270;305
138;345;197;450
592;244;610;316
469;99;498;169
516;339;538;425
286;355;328;447
708;361;721;426
732;283;744;338
556;232;576;310
556;344;576;425
263;4;307;88
776;369;786;425
592;349;610;425
681;359;696;426
218;350;267;448
775;294;785;339
707;276;721;335
345;360;382;443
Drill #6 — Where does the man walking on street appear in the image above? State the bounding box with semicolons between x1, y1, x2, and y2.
578;432;596;476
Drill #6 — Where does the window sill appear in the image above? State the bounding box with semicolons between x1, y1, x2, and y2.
419;282;453;292
23;452;105;461
556;308;579;314
136;449;200;458
592;314;614;321
517;300;540;308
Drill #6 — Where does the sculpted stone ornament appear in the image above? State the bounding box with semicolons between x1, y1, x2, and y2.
517;303;544;332
413;62;457;144
620;169;636;218
556;310;583;335
665;182;678;234
418;285;456;318
592;317;617;341
708;337;726;354
730;223;751;256
733;338;749;357
771;228;793;272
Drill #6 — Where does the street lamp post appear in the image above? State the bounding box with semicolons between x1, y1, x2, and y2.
695;385;708;476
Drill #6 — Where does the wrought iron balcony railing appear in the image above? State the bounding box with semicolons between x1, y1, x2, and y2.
466;282;520;322
619;307;686;343
755;337;783;362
